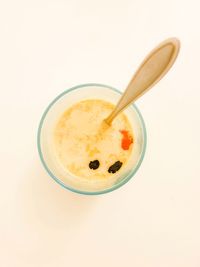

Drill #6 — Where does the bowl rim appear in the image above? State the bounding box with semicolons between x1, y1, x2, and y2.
37;83;147;195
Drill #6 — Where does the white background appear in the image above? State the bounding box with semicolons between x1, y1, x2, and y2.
0;0;200;266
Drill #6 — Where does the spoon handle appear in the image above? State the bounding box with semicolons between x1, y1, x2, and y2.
105;38;180;124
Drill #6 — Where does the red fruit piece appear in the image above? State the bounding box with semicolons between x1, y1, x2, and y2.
120;130;133;150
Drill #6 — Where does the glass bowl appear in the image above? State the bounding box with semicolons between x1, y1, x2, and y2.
37;83;146;195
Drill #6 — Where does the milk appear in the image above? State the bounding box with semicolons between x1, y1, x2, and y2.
54;99;134;180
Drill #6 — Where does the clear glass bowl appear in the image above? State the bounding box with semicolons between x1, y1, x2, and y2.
37;84;147;195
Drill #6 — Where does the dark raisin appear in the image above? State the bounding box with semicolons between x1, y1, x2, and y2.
89;160;100;170
108;161;123;173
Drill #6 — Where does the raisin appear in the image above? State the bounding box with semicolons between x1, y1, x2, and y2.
108;161;123;173
89;160;100;170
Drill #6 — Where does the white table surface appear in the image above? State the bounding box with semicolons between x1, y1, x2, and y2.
1;0;200;266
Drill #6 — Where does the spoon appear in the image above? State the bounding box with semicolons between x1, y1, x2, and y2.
104;37;180;125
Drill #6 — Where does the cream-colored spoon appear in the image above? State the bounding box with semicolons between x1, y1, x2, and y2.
104;37;180;125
